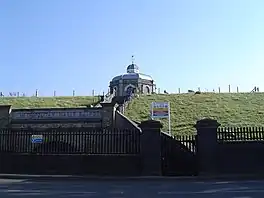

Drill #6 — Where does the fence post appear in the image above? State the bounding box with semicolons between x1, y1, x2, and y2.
0;105;11;128
139;120;163;176
194;118;220;175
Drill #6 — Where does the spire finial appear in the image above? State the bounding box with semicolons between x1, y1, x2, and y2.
131;55;135;64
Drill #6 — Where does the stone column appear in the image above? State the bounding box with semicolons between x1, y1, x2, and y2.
194;118;220;175
101;103;114;128
0;105;11;128
119;80;123;96
139;120;163;176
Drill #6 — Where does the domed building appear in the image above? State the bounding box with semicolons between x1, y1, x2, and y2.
109;57;156;97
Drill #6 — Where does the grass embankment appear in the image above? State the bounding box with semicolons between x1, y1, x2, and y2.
1;94;264;135
0;96;97;108
125;93;264;135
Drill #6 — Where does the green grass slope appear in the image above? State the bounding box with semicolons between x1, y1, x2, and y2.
2;94;264;135
0;96;97;108
125;93;264;135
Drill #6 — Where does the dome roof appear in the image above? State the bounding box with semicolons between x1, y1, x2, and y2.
111;57;153;82
127;63;139;73
111;73;153;82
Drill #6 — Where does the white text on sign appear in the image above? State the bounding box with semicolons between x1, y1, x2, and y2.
152;102;169;109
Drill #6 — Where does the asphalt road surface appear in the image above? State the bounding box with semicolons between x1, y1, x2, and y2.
0;178;264;197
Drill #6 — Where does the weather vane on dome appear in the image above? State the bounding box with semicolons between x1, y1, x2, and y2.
131;55;135;64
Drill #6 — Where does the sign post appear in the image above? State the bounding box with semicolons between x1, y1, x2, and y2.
150;102;171;135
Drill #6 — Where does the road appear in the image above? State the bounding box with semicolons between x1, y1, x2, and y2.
0;178;264;197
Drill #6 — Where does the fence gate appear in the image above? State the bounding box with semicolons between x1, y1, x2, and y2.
161;133;198;176
0;128;142;176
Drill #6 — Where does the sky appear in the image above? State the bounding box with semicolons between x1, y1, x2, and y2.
0;0;264;96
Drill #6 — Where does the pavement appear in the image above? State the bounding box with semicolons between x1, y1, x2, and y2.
0;177;264;197
0;173;264;181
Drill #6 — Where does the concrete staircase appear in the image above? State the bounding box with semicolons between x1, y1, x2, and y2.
96;93;136;114
88;93;115;108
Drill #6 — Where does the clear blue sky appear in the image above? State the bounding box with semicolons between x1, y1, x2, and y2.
0;0;264;96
